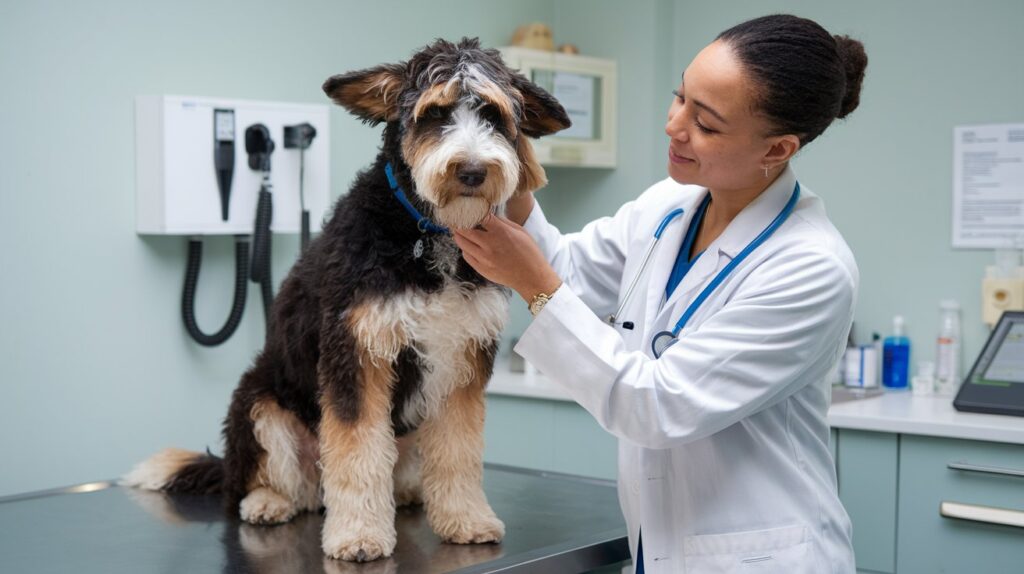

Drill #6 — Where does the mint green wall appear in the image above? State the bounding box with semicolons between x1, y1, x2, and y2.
0;0;552;497
4;0;1022;496
666;0;1024;372
486;0;675;480
492;0;1024;478
503;0;676;338
523;0;1024;367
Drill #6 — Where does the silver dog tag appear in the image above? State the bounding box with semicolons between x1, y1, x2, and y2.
413;238;424;259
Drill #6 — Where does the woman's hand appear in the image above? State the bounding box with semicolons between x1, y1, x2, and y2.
453;213;562;303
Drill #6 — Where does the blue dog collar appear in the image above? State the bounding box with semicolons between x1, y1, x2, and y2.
384;163;450;235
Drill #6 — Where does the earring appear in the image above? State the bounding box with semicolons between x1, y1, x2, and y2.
763;165;769;178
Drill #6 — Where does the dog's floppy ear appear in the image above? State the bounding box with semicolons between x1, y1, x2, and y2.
322;63;405;124
511;73;572;138
515;137;548;195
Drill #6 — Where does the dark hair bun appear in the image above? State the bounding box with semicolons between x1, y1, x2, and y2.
716;14;868;147
834;35;867;119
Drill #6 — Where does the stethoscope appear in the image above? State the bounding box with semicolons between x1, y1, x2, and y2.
606;182;801;358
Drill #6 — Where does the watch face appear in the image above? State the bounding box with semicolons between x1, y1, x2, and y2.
530;295;549;316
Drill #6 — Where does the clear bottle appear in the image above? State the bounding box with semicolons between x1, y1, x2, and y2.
882;316;911;390
935;300;962;396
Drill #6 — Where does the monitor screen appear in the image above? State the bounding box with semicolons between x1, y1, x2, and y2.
978;320;1024;385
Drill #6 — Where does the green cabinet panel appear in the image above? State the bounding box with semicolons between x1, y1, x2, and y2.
484;395;618;480
484;395;555;471
896;435;1024;574
550;402;618;480
837;430;898;574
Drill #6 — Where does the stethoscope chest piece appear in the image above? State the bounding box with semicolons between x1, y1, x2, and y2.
651;330;679;358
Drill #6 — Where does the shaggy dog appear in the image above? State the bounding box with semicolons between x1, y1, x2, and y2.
122;37;570;562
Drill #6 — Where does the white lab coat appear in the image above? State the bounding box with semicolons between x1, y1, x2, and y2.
514;166;858;573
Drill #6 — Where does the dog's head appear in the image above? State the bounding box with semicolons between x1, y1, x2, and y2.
323;38;571;229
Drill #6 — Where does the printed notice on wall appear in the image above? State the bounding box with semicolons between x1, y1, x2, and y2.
552;72;595;140
953;123;1024;248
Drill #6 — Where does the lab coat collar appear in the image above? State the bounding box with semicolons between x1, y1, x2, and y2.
714;165;798;259
645;165;799;331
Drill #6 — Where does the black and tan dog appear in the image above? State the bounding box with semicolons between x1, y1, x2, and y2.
123;38;569;562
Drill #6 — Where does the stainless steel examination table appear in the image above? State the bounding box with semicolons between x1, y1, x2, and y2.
0;463;629;573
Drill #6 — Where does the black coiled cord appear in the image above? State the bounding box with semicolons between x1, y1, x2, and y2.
249;185;274;328
182;237;250;346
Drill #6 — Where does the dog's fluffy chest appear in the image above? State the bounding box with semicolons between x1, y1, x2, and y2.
348;279;508;429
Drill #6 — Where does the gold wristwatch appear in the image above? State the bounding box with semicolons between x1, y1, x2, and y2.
528;284;561;316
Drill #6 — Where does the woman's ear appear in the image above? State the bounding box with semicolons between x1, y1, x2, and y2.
510;73;572;138
763;134;801;167
322;63;405;125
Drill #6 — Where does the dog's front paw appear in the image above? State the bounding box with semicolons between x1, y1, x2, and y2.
322;519;397;562
239;487;297;525
435;512;505;544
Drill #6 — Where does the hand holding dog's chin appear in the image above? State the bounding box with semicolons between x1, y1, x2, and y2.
453;214;561;303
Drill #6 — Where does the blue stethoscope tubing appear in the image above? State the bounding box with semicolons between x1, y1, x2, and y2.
606;182;801;358
607;207;685;327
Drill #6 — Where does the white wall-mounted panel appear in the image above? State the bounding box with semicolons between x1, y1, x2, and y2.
135;95;330;235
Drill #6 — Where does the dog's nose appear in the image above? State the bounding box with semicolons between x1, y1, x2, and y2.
456;164;487;188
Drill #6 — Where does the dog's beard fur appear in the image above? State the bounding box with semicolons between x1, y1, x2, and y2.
408;102;519;229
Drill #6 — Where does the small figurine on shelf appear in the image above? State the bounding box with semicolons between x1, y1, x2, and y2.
511;22;554;51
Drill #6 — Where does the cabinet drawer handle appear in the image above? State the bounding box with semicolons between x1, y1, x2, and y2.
947;461;1024;478
940;501;1024;529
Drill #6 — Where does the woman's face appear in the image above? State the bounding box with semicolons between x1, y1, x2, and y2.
665;40;782;191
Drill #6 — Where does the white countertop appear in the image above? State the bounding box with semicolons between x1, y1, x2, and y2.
487;362;1024;445
827;391;1024;444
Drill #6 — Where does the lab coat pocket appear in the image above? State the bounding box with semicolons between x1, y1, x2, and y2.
682;524;814;573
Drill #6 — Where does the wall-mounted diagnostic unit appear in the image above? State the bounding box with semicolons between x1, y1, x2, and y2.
500;47;617;168
135;95;330;346
136;95;329;235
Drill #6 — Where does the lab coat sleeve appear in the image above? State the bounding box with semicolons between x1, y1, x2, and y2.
521;199;637;317
514;247;856;450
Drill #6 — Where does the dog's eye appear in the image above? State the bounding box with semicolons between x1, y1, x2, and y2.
479;104;503;127
423;105;447;120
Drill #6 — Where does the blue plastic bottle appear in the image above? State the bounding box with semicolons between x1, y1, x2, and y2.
882;315;911;389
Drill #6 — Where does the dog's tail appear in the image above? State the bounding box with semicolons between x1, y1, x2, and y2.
121;447;224;495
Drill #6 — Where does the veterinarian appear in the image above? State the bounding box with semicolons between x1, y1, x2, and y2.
454;14;866;574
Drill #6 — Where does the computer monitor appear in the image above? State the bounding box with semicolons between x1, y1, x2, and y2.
954;311;1024;417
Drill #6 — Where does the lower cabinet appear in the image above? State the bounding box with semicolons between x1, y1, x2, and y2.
483;395;618;480
837;430;899;574
484;397;1024;573
835;429;1024;574
895;435;1024;574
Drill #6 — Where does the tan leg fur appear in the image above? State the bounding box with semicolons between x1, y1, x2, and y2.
418;344;504;544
